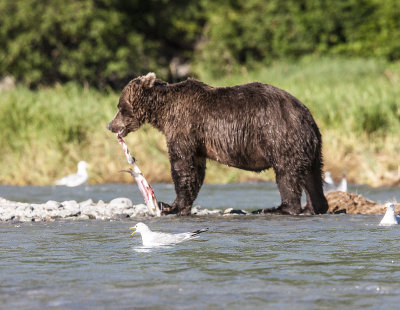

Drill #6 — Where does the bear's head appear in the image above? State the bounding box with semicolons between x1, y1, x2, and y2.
107;72;157;136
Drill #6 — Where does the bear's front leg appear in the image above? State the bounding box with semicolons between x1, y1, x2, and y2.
162;152;206;216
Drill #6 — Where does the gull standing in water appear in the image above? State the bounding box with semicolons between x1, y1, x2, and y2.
55;161;89;187
379;203;399;226
130;222;208;246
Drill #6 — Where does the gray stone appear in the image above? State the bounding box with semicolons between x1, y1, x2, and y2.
191;206;223;216
223;208;248;215
0;197;235;221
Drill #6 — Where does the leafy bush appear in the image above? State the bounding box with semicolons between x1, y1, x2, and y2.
196;0;400;76
0;0;205;88
1;0;400;85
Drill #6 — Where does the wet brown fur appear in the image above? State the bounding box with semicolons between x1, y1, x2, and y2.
108;73;329;215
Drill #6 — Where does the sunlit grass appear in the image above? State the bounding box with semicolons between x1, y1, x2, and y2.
1;57;399;186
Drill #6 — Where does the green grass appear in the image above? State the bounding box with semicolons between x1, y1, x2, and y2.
1;57;400;186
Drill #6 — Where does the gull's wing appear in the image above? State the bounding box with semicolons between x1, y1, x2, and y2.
56;173;88;187
189;228;209;236
379;212;398;226
147;232;190;245
55;173;76;185
146;228;209;246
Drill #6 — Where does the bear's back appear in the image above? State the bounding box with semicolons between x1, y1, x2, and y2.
172;79;305;117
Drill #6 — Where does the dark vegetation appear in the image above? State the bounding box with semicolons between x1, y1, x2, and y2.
1;0;399;88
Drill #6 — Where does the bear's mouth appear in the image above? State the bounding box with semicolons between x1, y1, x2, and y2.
117;128;127;137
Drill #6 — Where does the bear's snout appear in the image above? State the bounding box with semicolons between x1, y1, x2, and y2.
106;120;123;133
107;110;127;134
106;121;115;132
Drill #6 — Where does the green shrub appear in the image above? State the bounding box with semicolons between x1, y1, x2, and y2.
0;0;205;88
196;0;400;76
1;0;400;86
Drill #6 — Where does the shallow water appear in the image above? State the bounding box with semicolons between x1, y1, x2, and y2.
1;183;400;309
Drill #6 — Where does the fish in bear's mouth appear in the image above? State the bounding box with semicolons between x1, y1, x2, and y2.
117;128;126;137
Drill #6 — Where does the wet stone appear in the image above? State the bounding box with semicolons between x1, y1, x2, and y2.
223;208;248;215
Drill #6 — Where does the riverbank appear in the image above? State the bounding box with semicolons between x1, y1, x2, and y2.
1;191;398;222
1;57;400;186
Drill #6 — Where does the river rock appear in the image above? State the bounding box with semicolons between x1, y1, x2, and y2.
326;191;400;214
1;191;399;221
0;197;154;222
191;206;223;216
223;208;248;215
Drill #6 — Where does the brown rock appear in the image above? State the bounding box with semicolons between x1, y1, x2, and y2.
326;191;399;215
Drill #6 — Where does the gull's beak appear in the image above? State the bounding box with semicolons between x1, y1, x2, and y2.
130;227;136;236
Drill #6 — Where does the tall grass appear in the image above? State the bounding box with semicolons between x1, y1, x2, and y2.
1;57;399;186
0;84;171;185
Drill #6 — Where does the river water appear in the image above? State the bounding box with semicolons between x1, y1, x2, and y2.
1;183;400;309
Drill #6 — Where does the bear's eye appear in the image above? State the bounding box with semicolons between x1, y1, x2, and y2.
117;103;129;114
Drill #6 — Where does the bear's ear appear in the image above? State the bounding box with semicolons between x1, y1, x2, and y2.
140;72;156;88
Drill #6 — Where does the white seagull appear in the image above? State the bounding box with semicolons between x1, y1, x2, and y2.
324;172;335;185
323;172;347;193
337;175;347;192
379;203;399;226
130;222;208;247
55;161;89;187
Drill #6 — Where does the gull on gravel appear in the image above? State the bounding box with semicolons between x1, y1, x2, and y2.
55;161;89;187
324;172;335;185
130;222;208;247
336;176;347;192
323;171;347;193
379;202;399;226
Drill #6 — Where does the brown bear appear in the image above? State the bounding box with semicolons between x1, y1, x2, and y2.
107;72;328;216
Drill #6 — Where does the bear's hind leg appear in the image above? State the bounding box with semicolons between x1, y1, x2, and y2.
302;166;328;214
261;171;303;215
